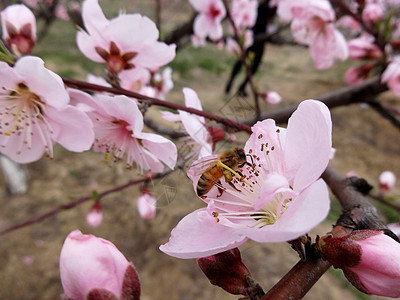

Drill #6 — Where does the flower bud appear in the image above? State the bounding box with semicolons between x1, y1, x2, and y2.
86;202;103;228
362;3;384;24
137;188;156;219
197;248;251;296
0;4;36;56
379;170;396;192
322;230;400;297
60;230;140;300
344;64;373;86
261;91;282;105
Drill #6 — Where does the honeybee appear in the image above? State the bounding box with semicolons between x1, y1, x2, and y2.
191;147;253;197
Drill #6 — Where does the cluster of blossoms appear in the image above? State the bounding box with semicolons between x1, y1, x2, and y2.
0;1;178;173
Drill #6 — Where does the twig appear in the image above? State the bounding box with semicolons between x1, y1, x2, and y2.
368;98;400;130
369;194;400;212
0;170;171;236
62;76;252;133
221;0;261;119
242;76;388;124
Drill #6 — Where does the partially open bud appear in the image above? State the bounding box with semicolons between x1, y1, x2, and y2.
197;248;251;296
60;230;140;300
260;91;282;105
362;2;384;24
1;4;36;56
379;170;396;192
86;202;103;228
322;230;400;297
344;64;373;85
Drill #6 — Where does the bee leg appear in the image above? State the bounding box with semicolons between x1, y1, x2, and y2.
227;181;242;192
217;180;225;197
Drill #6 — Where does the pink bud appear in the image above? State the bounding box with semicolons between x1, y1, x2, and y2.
137;189;156;219
197;248;251;296
323;230;400;297
60;230;140;300
379;170;397;192
261;91;282;105
347;37;382;60
344;64;373;85
362;3;384;24
0;4;36;55
86;202;103;228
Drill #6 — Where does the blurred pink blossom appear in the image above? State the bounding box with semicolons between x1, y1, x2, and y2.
137;188;156;219
55;5;70;21
261;91;282;104
290;0;348;69
344;64;373;85
160;100;332;258
1;4;36;56
226;30;254;54
189;0;226;41
69;90;177;172
191;34;207;47
0;56;94;163
336;16;362;35
231;0;258;30
60;230;140;300
381;56;400;96
77;0;175;73
21;255;34;265
379;170;396;191
323;230;400;297
86;202;103;228
362;2;384;24
347;37;382;60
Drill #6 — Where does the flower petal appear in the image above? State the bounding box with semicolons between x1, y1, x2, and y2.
160;208;248;259
284;100;332;191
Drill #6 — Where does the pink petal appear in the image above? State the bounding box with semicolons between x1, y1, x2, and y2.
133;42;176;69
159;208;248;259
161;111;181;122
136;132;177;170
76;30;105;63
81;0;109;36
183;87;205;113
46;105;94;152
254;172;292;210
284;100;332;191
14;56;69;109
243;179;329;242
189;0;212;12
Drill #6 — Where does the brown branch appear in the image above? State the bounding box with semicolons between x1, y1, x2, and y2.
368;99;400;130
144;116;187;139
242;76;388;124
61;76;252;133
221;0;261;119
0;170;171;236
369;194;400;212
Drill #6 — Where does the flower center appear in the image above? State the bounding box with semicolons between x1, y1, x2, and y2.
0;82;54;156
209;4;221;19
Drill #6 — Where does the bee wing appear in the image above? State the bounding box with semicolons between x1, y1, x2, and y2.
188;154;219;177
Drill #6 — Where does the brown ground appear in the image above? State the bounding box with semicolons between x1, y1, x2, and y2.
0;1;399;300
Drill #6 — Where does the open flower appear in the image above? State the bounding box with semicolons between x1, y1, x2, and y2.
60;230;140;300
189;0;226;41
69;89;177;172
323;230;400;297
1;4;36;56
77;0;175;73
231;0;258;30
290;0;348;69
160;100;332;258
0;56;94;163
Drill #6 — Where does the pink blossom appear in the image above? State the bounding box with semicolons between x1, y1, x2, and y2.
347;37;382;60
161;88;213;158
151;67;174;100
381;56;400;96
1;4;36;56
226;30;254;55
119;68;151;93
160;100;332;258
379;170;396;191
262;91;282;104
0;56;94;163
60;230;140;300
362;2;384;24
77;0;175;73
189;0;226;41
290;0;348;69
69;89;177;172
137;188;156;219
55;4;70;21
231;0;258;30
323;230;400;297
86;202;103;228
191;34;207;47
336;16;362;36
344;64;373;85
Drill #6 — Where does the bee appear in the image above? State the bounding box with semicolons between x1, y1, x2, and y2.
191;147;253;197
